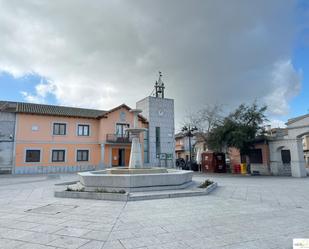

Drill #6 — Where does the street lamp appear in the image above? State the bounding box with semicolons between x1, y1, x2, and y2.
181;125;198;170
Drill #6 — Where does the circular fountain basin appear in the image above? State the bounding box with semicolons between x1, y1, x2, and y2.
78;168;193;192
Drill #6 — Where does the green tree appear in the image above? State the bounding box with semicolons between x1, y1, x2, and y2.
208;103;267;155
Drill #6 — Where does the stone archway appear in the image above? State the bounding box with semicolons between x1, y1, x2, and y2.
269;137;307;177
296;131;309;169
273;115;309;177
269;141;292;176
276;145;291;176
287;137;307;177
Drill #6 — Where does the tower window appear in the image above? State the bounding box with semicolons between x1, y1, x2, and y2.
156;127;161;156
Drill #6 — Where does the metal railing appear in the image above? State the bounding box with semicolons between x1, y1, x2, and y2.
106;134;132;143
175;145;185;151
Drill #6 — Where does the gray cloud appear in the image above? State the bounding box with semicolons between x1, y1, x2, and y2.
0;0;303;129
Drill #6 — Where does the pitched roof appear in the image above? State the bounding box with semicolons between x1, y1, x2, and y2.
99;104;148;123
175;132;185;139
0;100;106;118
0;100;148;122
175;131;207;140
286;114;309;125
0;101;17;112
16;102;106;118
99;103;131;117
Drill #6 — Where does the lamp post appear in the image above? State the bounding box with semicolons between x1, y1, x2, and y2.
181;125;198;170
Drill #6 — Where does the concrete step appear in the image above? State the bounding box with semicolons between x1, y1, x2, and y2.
54;182;218;202
128;183;218;201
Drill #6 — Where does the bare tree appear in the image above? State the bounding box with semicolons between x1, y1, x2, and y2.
197;104;223;133
181;104;223;141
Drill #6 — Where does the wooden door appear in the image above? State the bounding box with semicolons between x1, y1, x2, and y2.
125;148;131;166
112;148;118;166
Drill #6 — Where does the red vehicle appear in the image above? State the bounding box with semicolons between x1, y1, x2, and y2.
201;152;226;173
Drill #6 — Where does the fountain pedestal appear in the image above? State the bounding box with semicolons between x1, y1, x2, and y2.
126;109;146;169
126;128;145;169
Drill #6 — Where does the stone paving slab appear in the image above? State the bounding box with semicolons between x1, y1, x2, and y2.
0;173;308;248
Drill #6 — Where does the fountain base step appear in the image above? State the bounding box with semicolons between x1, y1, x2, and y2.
54;168;219;201
54;181;218;201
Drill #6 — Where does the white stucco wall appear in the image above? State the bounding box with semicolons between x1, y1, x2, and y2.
269;116;309;177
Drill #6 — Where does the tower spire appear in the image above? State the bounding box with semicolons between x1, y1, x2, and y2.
154;71;165;98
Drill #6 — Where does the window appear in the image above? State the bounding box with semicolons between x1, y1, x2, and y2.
281;150;291;164
31;125;39;131
25;150;41;162
77;150;89;162
249;149;263;164
116;123;129;137
53;123;66;135
52;150;65;162
78;124;90;136
144;130;149;163
155;126;161;156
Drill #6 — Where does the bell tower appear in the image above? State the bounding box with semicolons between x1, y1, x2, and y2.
136;72;175;167
154;72;165;98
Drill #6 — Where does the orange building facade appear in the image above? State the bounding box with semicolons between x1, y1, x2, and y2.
13;103;148;174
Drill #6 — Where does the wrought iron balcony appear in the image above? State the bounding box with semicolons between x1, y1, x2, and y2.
175;144;185;151
106;134;132;143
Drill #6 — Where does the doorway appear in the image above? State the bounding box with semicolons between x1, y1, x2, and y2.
112;148;127;167
118;149;125;166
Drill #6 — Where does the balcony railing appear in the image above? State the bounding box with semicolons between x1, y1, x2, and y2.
175;145;185;151
106;134;132;143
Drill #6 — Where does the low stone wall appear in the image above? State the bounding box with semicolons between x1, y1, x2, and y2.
54;181;218;201
250;163;270;175
270;162;291;176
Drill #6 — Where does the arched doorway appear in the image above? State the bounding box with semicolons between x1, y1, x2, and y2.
275;146;291;176
269;137;307;177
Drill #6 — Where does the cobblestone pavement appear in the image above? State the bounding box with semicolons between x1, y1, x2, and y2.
0;173;308;249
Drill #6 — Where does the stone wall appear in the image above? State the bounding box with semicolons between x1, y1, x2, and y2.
0;112;16;172
287;116;309;139
250;163;271;175
137;96;175;167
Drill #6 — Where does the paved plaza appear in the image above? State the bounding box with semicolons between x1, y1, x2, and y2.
0;173;309;249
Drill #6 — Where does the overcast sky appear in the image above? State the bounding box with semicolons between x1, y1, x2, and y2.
0;0;308;130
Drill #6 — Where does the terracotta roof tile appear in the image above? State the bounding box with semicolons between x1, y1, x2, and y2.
1;101;148;123
16;102;106;118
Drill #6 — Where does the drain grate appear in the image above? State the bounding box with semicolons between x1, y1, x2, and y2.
25;204;78;215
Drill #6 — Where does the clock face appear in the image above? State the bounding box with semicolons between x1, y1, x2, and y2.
158;109;164;116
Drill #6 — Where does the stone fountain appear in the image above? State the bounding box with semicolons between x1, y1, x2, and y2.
127;109;145;169
106;109;167;175
76;109;193;193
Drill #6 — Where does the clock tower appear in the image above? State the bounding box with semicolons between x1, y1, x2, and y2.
136;72;175;167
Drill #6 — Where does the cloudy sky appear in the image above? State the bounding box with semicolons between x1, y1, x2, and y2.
0;0;308;130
